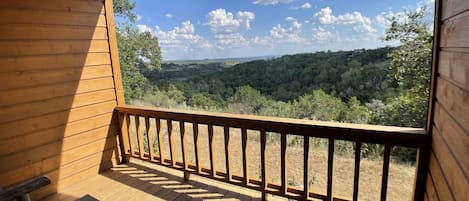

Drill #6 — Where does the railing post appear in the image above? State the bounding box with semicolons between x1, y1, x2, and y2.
412;142;430;201
117;111;130;163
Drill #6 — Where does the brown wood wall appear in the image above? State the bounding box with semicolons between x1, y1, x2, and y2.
0;0;122;200
426;0;469;201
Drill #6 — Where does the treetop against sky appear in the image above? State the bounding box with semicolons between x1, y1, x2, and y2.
129;0;434;60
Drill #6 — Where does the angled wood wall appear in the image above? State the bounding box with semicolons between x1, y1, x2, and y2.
0;0;123;200
426;0;469;200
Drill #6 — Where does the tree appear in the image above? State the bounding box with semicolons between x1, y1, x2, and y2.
113;0;162;102
383;6;432;127
293;90;345;121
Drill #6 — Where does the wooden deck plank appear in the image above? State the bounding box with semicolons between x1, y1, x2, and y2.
43;158;260;201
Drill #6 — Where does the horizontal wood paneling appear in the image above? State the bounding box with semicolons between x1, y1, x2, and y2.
0;77;115;107
0;1;119;200
0;52;111;73
425;173;440;201
428;1;469;201
0;100;116;141
0;147;115;188
0;25;108;40
0;0;105;14
435;78;469;132
440;11;469;48
0;10;107;27
438;50;469;90
0;132;117;175
428;153;455;201
433;103;469;177
431;128;468;200
0;96;116;127
0;40;110;57
0;65;113;91
0;113;114;157
441;0;469;21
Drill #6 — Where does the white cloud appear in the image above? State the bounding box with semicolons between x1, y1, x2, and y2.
251;36;272;46
253;0;293;6
214;33;249;49
136;24;152;33
313;7;376;33
237;11;256;30
137;21;213;57
312;27;333;41
206;9;255;33
270;20;305;43
291;2;312;10
165;13;173;19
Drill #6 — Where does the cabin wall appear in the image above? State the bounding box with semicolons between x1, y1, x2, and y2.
0;0;122;200
426;0;469;200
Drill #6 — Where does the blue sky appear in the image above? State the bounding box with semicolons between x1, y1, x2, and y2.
132;0;434;60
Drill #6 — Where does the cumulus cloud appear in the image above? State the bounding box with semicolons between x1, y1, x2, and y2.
270;20;305;43
214;33;249;49
312;27;333;41
285;17;296;21
253;0;293;6
313;7;376;33
165;13;173;19
206;9;255;33
291;2;312;10
137;21;213;54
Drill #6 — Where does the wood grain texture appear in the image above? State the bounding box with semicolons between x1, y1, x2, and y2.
438;50;469;90
0;1;118;200
0;40;109;57
0;52;111;73
440;11;469;48
0;0;105;14
0;10;107;27
441;0;469;21
431;128;468;201
0;77;115;107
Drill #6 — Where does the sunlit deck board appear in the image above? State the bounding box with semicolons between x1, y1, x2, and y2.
42;159;265;201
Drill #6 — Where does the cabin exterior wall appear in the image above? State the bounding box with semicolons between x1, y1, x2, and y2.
425;0;469;200
0;0;122;199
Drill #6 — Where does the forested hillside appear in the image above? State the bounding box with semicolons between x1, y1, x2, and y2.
154;47;395;103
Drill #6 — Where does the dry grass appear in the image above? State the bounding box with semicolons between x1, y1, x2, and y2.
129;117;416;201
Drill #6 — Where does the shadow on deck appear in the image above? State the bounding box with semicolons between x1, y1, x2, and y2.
43;159;264;201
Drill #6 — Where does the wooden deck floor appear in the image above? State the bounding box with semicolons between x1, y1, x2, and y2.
42;159;267;201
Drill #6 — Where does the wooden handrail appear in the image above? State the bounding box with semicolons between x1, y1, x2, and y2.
115;105;429;201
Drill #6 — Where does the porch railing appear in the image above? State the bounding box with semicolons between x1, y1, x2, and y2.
115;105;429;201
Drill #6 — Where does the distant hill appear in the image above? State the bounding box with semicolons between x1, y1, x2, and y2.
149;47;397;103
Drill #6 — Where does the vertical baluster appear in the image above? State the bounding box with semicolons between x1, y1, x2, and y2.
118;112;130;163
208;124;215;177
260;130;267;200
327;137;334;201
136;116;145;159
224;126;231;181
380;144;391;201
126;114;135;156
180;121;186;169
145;116;154;161
242;128;248;185
280;132;287;194
156;118;164;164
193;123;201;174
353;141;362;201
167;119;175;166
303;136;310;200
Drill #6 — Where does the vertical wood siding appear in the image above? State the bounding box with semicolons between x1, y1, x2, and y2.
0;0;121;200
